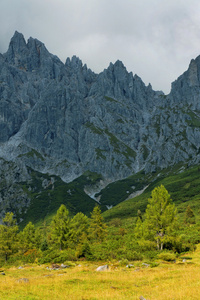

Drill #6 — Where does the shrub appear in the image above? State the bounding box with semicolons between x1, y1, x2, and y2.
157;251;177;262
126;250;143;261
143;250;158;260
38;249;77;264
119;258;129;266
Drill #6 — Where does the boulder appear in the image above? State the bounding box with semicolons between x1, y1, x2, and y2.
96;265;109;271
17;278;29;283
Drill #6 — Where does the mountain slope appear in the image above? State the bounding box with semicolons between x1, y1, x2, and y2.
102;163;200;223
1;32;200;222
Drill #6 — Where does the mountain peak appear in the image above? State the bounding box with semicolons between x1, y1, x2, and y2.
4;31;27;64
10;31;27;49
113;60;126;68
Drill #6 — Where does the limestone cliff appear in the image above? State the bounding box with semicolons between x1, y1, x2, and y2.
1;31;200;220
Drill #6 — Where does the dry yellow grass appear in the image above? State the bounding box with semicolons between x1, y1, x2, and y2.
1;247;200;300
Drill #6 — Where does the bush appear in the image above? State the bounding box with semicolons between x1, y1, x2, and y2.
143;250;158;260
38;249;77;264
126;250;143;261
137;240;157;251
119;258;129;266
23;249;41;263
157;251;177;262
150;262;159;268
109;218;122;227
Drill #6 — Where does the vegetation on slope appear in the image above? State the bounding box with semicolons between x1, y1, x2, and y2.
102;163;200;223
17;169;105;229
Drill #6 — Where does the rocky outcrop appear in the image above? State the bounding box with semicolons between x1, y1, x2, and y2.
1;31;200;218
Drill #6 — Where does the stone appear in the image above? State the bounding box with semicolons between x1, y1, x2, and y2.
142;263;150;267
1;272;5;275
61;264;69;268
17;278;29;283
126;264;134;268
51;264;60;270
96;265;109;271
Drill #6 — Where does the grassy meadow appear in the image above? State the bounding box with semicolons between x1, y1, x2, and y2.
1;245;200;300
2;163;200;299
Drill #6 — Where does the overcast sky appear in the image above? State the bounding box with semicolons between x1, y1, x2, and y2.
1;0;200;93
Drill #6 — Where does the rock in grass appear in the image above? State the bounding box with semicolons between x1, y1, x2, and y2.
96;265;109;271
61;263;69;268
142;263;150;267
17;278;29;283
1;272;5;275
51;264;60;270
126;264;134;268
139;296;146;300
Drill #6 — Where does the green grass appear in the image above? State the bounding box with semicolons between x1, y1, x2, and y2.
2;247;200;299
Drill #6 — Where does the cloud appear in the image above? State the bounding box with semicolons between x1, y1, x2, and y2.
1;0;200;93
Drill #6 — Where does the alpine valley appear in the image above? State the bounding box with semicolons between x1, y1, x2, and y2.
1;31;200;225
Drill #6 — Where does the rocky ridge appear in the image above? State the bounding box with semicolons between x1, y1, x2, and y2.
1;31;200;220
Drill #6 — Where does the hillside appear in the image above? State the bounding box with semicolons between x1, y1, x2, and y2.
103;163;200;224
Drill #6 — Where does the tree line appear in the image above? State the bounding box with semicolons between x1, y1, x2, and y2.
0;185;198;265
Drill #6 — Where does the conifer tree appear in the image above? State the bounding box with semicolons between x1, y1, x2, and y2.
88;206;107;243
0;212;19;261
185;205;196;225
69;212;89;246
50;204;70;250
19;221;42;252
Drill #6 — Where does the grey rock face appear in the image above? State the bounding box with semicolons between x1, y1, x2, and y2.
1;31;200;193
0;158;31;222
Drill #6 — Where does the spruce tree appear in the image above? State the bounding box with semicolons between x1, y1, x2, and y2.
185;205;196;225
69;212;89;246
0;212;19;261
19;221;42;252
50;204;70;250
88;206;107;243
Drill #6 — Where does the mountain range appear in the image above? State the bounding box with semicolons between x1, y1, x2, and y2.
1;31;200;224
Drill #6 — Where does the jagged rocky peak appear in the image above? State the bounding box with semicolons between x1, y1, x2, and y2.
4;31;28;64
65;55;83;69
3;31;63;74
104;60;130;81
8;31;27;52
170;55;200;109
187;57;200;87
1;31;200;185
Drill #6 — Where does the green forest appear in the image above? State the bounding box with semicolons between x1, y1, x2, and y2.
0;184;199;267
